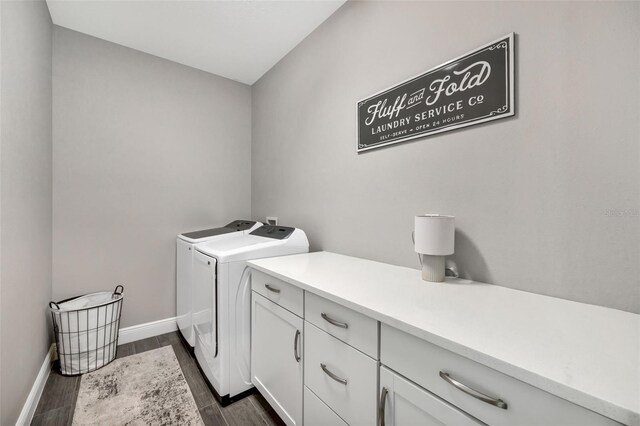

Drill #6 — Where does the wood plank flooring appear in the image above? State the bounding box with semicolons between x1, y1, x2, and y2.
31;332;285;426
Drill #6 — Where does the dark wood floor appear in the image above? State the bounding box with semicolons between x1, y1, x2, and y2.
31;332;285;426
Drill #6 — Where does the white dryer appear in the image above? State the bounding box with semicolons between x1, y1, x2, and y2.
177;220;261;348
192;225;309;404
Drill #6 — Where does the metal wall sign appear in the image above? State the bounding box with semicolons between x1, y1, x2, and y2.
357;33;515;153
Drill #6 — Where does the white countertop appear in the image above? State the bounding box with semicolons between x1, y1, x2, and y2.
248;251;640;425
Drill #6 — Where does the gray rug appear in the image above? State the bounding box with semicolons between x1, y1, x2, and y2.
73;345;204;425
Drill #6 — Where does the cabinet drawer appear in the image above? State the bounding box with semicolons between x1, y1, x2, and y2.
252;269;303;317
305;292;378;359
381;324;619;426
304;322;377;426
304;386;348;426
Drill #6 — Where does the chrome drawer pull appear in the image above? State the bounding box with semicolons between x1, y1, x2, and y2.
439;371;508;410
379;387;388;426
320;363;348;385
293;330;301;362
264;284;281;293
321;313;348;329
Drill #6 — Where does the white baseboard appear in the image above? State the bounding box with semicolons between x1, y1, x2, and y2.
16;344;56;426
117;316;178;345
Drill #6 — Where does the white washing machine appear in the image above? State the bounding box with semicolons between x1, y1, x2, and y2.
177;220;261;348
192;225;309;404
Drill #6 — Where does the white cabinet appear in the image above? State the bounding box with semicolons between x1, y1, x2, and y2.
381;324;620;426
251;292;303;426
380;366;483;426
250;270;380;426
247;254;631;426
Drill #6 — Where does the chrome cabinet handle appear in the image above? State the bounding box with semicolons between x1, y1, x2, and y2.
321;313;348;329
293;330;301;362
264;284;281;294
320;363;348;385
379;387;388;426
439;371;508;409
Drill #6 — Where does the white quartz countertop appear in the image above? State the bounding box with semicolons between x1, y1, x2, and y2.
248;251;640;425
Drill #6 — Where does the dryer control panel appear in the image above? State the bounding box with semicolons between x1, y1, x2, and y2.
250;225;295;240
181;226;236;239
181;220;257;240
224;220;257;231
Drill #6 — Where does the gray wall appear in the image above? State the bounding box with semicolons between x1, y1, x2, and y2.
0;1;53;423
53;27;252;327
252;1;640;313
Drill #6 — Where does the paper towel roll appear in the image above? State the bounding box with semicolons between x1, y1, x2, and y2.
414;214;455;255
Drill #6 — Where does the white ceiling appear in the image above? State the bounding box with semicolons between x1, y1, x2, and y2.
46;0;346;85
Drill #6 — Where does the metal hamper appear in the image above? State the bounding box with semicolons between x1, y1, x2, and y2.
49;285;124;375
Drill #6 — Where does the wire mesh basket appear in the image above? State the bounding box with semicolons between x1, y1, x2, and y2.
49;285;124;375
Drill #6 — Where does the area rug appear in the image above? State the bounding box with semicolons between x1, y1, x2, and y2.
73;345;204;425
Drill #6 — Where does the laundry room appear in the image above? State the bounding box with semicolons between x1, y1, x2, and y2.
1;1;638;425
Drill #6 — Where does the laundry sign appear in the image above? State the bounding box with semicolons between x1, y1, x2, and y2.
357;33;515;152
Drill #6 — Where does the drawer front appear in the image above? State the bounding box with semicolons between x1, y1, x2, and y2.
381;324;620;426
304;322;378;426
305;292;378;359
251;269;303;317
304;386;348;426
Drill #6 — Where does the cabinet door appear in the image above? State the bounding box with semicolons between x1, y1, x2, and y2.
251;292;303;426
176;238;193;346
380;366;483;426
